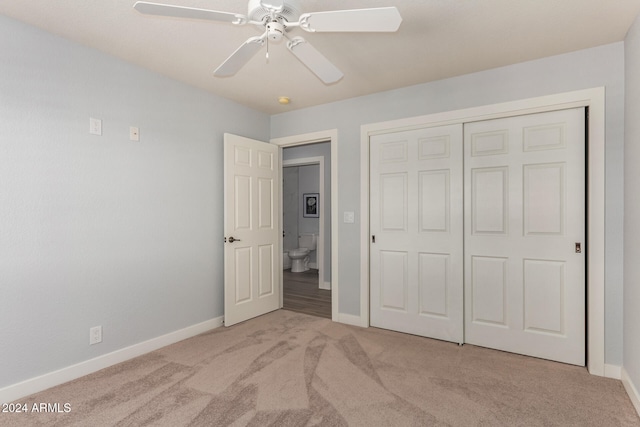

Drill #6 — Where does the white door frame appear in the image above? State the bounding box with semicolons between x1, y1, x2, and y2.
271;129;339;321
283;156;326;289
360;87;606;376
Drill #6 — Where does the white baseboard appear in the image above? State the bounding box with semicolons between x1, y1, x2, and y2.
320;281;331;290
337;313;367;328
0;316;224;404
604;364;622;379
622;368;640;417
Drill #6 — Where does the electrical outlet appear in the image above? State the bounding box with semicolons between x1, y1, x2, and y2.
89;326;102;345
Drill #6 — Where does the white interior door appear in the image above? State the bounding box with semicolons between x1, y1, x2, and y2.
224;133;280;327
464;108;585;365
370;124;464;343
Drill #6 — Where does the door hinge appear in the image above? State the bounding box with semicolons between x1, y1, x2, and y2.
372;235;376;243
575;242;582;253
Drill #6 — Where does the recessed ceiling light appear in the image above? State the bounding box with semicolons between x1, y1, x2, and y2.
278;96;290;105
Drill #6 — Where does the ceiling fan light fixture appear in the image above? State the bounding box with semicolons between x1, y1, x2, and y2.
267;21;285;41
248;0;301;23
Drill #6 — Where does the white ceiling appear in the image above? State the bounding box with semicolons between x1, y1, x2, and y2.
3;1;640;114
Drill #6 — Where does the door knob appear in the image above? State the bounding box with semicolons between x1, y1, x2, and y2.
228;236;241;243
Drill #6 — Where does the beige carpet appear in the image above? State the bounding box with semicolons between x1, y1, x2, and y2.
5;310;639;426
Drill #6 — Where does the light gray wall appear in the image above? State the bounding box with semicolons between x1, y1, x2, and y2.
283;142;332;282
624;14;640;394
298;164;320;265
0;15;269;388
271;43;625;365
282;167;299;252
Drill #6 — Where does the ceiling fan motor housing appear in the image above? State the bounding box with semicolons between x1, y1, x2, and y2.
267;21;285;40
248;0;301;26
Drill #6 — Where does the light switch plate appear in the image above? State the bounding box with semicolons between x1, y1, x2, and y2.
89;117;102;136
344;211;355;223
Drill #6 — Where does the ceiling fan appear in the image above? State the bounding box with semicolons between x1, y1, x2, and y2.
133;0;402;84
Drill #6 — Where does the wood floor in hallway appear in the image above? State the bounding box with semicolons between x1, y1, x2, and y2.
282;268;331;319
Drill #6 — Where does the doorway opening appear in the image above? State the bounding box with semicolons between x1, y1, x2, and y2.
281;143;332;319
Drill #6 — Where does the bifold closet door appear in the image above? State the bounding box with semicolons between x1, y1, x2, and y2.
370;124;464;343
464;108;586;365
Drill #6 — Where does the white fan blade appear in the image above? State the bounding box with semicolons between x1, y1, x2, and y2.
287;37;343;84
134;2;247;25
297;7;402;32
214;36;266;77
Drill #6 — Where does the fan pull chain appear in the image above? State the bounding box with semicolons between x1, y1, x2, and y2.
266;36;270;61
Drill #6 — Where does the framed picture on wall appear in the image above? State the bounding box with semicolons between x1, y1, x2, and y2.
303;193;319;218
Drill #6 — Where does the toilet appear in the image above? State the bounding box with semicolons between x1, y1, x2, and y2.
287;233;318;273
282;252;292;270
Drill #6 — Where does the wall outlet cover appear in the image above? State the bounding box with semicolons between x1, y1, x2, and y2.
89;326;102;345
